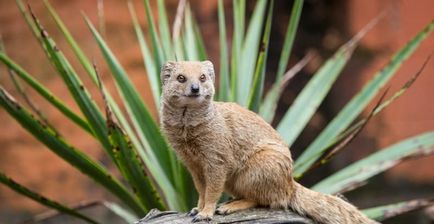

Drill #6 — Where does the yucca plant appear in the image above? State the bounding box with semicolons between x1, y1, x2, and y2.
0;0;433;223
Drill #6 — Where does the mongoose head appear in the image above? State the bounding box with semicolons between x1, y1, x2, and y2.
160;60;215;108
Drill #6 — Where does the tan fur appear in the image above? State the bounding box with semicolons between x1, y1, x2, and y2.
160;61;376;223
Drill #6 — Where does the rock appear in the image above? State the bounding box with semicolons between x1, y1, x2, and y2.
136;208;314;224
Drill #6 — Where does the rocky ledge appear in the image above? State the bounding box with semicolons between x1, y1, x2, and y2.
136;207;314;224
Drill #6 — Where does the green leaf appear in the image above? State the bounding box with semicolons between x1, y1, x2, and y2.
318;55;431;163
230;0;245;101
28;10;118;165
275;0;303;81
172;0;187;61
306;90;388;173
217;0;230;101
193;20;208;61
276;53;348;146
43;0;92;77
182;5;207;61
294;20;434;177
248;1;273;112
0;172;98;224
157;0;173;60
363;199;434;221
43;0;141;157
84;17;185;211
2;7;59;134
107;112;166;211
143;0;165;67
15;1;90;131
259;0;303;122
1;6;93;134
128;1;160;108
276;15;383;147
0;87;145;216
259;53;312;123
173;34;186;61
0;53;92;134
84;15;172;176
103;201;138;223
312;132;434;194
237;0;267;106
183;5;199;60
94;65;165;212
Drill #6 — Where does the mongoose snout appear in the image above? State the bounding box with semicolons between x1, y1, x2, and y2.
190;83;200;94
160;60;376;224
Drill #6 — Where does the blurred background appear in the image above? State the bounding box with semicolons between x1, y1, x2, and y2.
0;0;433;223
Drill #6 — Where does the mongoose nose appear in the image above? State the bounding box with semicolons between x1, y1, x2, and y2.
191;84;200;93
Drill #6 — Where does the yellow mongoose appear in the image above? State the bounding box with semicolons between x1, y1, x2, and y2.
160;61;375;223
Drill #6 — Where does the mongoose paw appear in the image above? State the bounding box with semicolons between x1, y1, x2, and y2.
187;207;199;217
191;212;213;222
215;205;233;215
216;199;257;215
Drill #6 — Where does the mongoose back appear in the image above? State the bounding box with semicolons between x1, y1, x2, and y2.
160;60;376;223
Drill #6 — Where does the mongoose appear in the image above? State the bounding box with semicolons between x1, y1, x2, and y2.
160;60;376;223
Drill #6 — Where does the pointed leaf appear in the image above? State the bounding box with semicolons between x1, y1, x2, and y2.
277;15;382;147
0;87;145;216
294;20;434;177
28;9;118;164
84;17;185;210
320;54;431;161
259;0;303;122
29;200;138;224
0;172;98;224
259;53;312;122
95;67;165;211
157;0;173;60
108;112;166;212
363;199;434;221
275;0;303;81
128;1;160;107
42;0;141;155
312;132;434;194
237;0;267;106
0;53;92;135
1;36;55;131
248;1;273;112
217;0;230;101
183;5;198;60
193;20;208;61
230;0;245;101
306;90;389;174
103;201;138;223
143;0;165;67
171;0;186;61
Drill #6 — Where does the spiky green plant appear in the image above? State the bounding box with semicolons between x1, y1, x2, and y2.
0;0;433;223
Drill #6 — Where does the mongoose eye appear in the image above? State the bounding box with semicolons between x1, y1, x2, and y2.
199;74;206;82
177;74;186;83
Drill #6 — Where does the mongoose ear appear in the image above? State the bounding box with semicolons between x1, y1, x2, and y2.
202;60;215;83
161;61;176;85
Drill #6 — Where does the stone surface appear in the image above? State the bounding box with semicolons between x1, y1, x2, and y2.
136;208;314;224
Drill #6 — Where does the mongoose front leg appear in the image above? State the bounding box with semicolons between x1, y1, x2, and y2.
192;165;226;222
187;168;205;216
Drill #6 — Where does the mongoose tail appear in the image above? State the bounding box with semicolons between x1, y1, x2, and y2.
289;182;377;224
